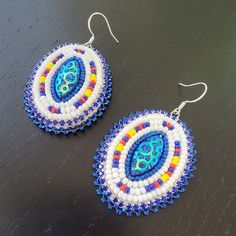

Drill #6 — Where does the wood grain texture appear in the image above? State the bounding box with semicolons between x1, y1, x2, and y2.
0;0;235;235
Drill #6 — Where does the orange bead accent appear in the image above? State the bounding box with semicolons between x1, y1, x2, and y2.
138;124;143;130
120;185;127;191
51;107;57;113
120;140;126;145
153;181;160;188
88;86;94;91
170;163;176;169
80;97;86;103
113;155;120;160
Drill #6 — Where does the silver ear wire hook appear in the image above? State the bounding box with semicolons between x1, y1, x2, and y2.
84;12;119;47
171;82;208;118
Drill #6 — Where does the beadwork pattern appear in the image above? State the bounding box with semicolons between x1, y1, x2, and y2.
24;43;112;134
126;131;168;181
52;57;85;102
93;109;196;216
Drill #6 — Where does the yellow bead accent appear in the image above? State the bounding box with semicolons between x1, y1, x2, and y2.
39;76;46;83
172;156;179;165
116;143;124;152
90;74;97;81
128;128;136;137
46;62;54;69
84;89;92;97
161;173;170;183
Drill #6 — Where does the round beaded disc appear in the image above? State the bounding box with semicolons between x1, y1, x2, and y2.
93;109;196;216
24;43;112;134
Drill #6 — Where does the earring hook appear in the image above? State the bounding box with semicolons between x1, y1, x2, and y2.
171;82;208;118
84;12;119;47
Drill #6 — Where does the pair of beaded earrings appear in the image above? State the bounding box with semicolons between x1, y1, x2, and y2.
24;12;208;216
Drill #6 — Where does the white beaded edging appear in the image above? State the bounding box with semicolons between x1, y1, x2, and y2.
102;113;189;205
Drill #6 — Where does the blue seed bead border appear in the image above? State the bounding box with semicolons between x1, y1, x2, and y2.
24;43;112;135
93;109;197;216
125;131;169;181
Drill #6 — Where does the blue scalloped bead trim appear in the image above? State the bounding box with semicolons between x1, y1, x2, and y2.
93;109;197;216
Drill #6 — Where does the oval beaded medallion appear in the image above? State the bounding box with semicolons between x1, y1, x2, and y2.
93;109;196;216
24;43;112;134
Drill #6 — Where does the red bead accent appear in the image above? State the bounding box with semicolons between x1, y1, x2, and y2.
120;140;126;145
80;97;86;103
170;164;176;169
166;122;171;128
175;148;181;153
39;85;45;90
113;155;120;160
167;171;173;177
138;124;143;130
42;73;47;77
90;80;96;85
120;184;127;192
88;86;94;91
125;134;131;140
153;181;160;188
51;107;57;113
91;67;96;71
45;68;50;73
54;57;59;62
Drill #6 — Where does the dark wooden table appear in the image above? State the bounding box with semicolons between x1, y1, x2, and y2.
0;0;235;235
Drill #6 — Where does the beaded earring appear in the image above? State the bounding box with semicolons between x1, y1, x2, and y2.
93;82;208;216
24;12;119;134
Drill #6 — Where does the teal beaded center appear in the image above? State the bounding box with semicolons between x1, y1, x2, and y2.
51;56;85;102
55;59;79;97
131;134;163;176
126;131;168;181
